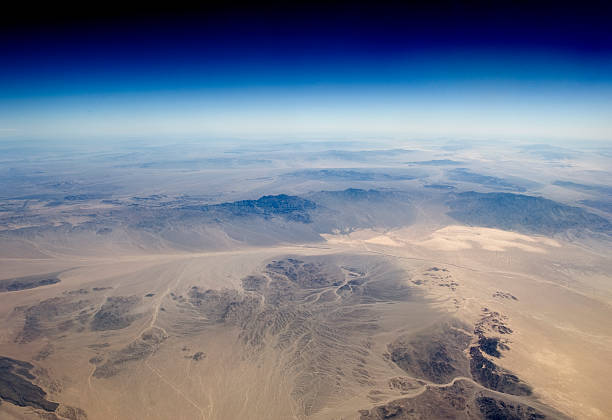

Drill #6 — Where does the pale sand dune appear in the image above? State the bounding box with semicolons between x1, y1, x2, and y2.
364;235;404;247
419;225;562;253
325;225;562;253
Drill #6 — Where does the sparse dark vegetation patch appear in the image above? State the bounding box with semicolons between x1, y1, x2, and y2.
0;273;60;293
477;396;546;420
88;356;104;365
476;310;513;335
387;320;472;384
87;343;110;350
388;377;424;393
17;297;91;343
93;328;166;378
474;310;511;357
65;289;89;295
360;381;475;419
34;344;54;361
469;347;532;396
187;287;261;324
265;258;343;289
360;381;556;419
493;291;518;300
241;275;267;292
0;356;59;412
90;296;141;331
478;336;502;358
418;267;459;290
56;405;88;420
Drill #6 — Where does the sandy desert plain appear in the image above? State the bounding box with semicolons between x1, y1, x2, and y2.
0;139;611;420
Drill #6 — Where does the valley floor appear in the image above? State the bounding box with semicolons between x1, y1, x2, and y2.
1;226;611;419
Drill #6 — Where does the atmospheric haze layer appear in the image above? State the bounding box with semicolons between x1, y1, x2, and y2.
1;138;612;420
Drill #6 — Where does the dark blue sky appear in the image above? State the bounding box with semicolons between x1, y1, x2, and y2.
1;2;611;140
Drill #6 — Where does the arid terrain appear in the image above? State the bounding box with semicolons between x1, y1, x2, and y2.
1;139;611;419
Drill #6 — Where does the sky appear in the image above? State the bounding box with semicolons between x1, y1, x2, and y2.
1;2;611;142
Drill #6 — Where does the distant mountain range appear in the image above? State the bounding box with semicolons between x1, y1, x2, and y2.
2;188;610;255
447;192;612;235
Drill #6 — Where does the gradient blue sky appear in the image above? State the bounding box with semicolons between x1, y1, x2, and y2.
1;3;611;142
